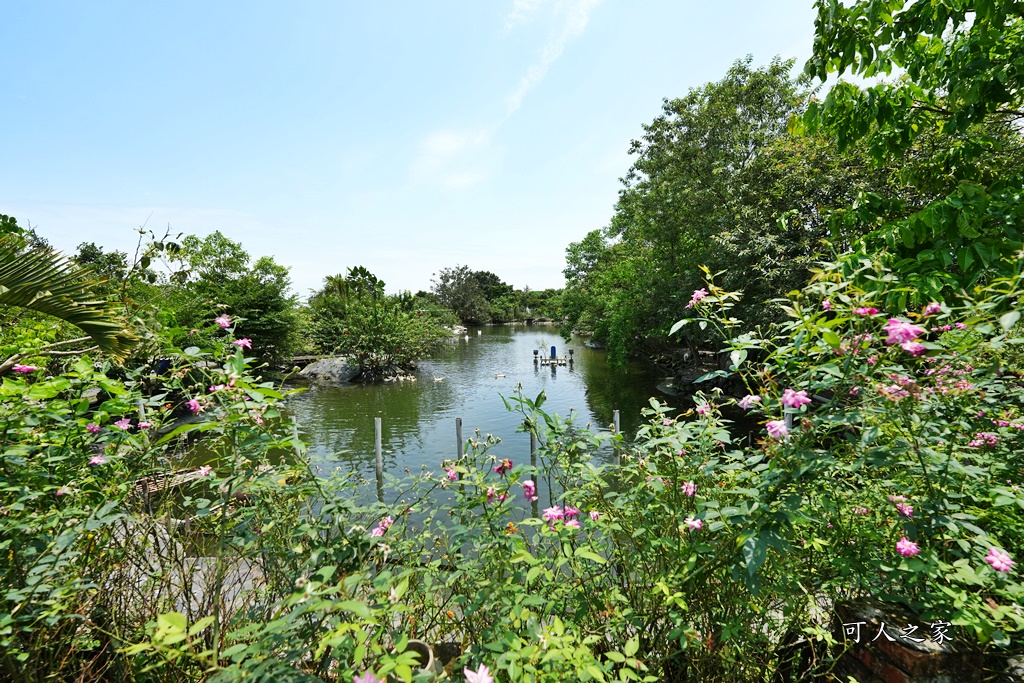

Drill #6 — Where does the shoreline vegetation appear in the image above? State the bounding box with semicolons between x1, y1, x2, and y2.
3;1;1024;680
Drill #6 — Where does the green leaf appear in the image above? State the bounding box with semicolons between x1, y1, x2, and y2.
574;548;607;564
669;319;690;336
999;311;1020;331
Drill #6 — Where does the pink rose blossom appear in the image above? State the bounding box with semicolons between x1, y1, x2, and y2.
896;537;920;557
86;422;100;434
486;487;495;504
353;672;384;683
445;467;458;481
137;421;152;429
197;465;213;477
589;510;601;522
522;480;538;501
684;516;703;531
681;481;697;497
564;505;580;519
901;340;927;357
985;547;1015;573
895;502;914;518
822;299;832;311
12;364;37;373
493;458;512;476
781;389;812;409
89;455;107;466
496;492;509;502
686;288;708;309
855;307;880;316
923;302;942;316
564;519;581;530
884;318;926;345
186;399;202;414
113;418;132;430
766;420;788;439
542;506;564;522
738;394;761;411
955;322;967;330
464;664;494;683
231;338;253;349
215;314;233;329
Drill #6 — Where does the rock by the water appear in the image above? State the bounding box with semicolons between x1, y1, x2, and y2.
298;357;360;384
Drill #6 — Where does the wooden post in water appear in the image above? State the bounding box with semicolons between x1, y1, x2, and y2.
613;409;621;466
456;418;464;459
530;431;539;518
374;417;384;503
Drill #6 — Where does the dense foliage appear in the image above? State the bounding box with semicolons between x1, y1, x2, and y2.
306;267;449;379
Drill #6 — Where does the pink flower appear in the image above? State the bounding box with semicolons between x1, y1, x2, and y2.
215;314;233;329
56;485;72;496
353;672;384;683
895;502;914;518
85;422;100;434
496;493;509;502
781;389;811;409
464;664;494;683
696;404;710;416
186;399;202;414
852;506;869;515
564;505;580;519
89;455;107;466
766;420;788;439
138;421;152;429
12;364;37;373
113;418;132;430
923;302;942;316
684;516;703;531
822;299;832;311
493;458;512;476
738;394;761;411
867;356;877;365
896;537;920;557
231;338;252;349
522;480;538;501
197;465;213;477
681;481;697;497
662;418;674;426
445;467;458;481
985;547;1015;573
564;519;581;530
209;384;227;393
542;506;564;522
486;487;495;504
884;318;926;345
901;340;927;357
888;495;906;503
370;516;394;537
855;307;879;316
589;510;601;522
686;288;709;309
955;322;967;330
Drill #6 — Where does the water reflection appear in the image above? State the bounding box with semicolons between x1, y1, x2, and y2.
285;325;668;481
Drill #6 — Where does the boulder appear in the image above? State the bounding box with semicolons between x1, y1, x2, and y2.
298;357;360;384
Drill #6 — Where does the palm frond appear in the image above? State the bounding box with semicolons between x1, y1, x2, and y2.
0;235;136;360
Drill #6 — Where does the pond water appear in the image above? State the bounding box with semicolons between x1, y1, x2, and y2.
284;324;671;482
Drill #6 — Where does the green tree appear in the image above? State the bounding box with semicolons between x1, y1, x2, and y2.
803;0;1024;307
431;265;489;324
164;231;301;365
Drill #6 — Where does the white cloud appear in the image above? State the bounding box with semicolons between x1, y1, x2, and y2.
507;0;603;115
412;0;604;189
411;127;497;189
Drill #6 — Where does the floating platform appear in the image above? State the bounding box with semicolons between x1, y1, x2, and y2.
537;356;571;367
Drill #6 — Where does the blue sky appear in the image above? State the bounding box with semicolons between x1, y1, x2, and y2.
1;1;819;297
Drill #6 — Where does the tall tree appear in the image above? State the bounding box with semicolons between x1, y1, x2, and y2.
804;0;1024;307
431;265;489;324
